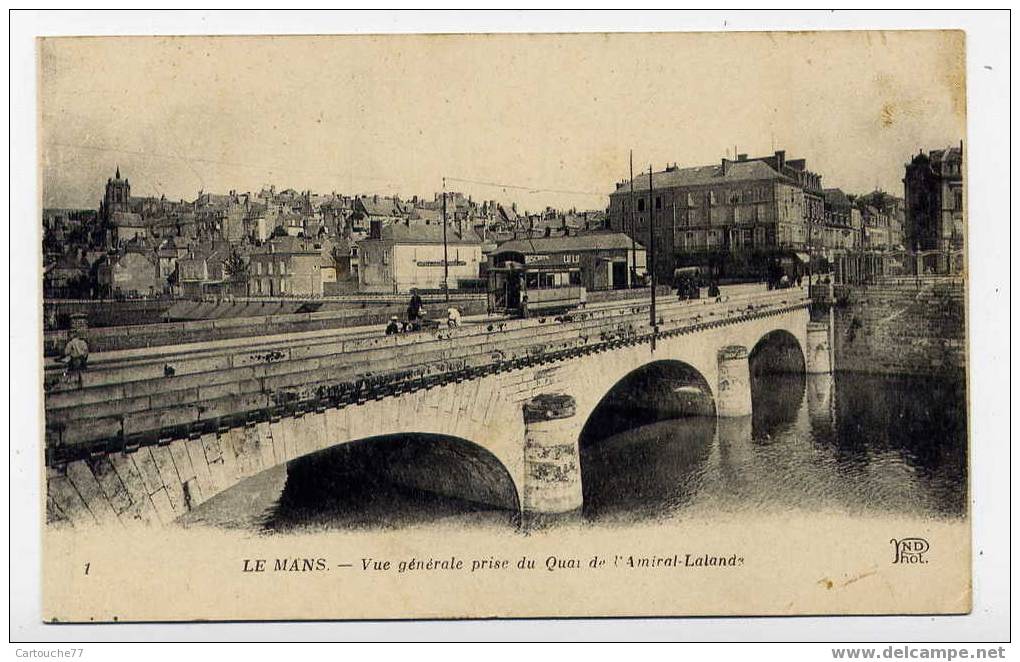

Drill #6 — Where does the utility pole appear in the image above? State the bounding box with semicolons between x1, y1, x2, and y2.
671;202;677;278
648;165;656;339
629;150;636;287
442;177;449;303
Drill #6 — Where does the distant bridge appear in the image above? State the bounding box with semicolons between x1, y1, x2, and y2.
44;289;831;528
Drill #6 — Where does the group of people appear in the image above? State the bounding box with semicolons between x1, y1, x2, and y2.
385;289;463;335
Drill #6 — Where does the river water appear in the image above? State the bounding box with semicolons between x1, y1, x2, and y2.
182;372;968;532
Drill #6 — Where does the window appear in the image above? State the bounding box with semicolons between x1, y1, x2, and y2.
687;192;698;207
637;198;645;212
655;196;662;210
709;191;719;206
382;250;389;265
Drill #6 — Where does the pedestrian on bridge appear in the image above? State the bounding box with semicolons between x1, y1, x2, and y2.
385;316;401;335
447;306;462;328
62;333;89;371
60;332;90;386
407;288;423;323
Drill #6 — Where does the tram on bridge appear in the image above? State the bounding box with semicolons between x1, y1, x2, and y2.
486;252;585;317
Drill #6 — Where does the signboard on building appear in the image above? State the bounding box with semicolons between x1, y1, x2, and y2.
524;253;579;265
416;259;467;267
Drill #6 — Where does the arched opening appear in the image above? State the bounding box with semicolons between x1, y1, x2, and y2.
580;360;715;446
183;434;520;532
749;330;806;442
579;360;716;523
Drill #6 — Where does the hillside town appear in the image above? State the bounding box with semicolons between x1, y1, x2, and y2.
42;143;964;302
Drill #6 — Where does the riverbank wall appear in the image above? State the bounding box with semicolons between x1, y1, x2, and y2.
830;278;966;377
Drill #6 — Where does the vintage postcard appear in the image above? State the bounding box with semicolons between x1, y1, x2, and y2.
39;29;969;622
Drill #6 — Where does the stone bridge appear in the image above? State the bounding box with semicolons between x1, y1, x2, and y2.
44;289;830;529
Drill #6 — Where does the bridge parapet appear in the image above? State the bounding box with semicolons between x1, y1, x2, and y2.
45;290;811;468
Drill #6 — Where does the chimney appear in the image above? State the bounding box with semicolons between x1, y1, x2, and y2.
721;158;730;175
370;219;382;239
775;150;786;170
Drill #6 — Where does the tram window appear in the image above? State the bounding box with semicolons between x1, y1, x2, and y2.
526;273;539;288
569;271;582;286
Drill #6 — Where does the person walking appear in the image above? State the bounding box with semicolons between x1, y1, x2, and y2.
447;306;462;328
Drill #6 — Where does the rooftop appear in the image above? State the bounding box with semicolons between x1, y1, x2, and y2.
495;232;644;254
365;222;481;245
612;159;789;195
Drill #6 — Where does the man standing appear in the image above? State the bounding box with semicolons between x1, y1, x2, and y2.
407;288;423;323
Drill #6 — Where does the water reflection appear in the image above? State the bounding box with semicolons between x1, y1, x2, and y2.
579;372;967;522
580;417;715;524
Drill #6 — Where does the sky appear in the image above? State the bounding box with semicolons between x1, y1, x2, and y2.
39;30;966;213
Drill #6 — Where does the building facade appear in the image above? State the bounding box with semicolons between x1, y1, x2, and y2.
357;221;483;293
491;232;646;291
607;150;822;280
248;237;325;296
903;143;965;272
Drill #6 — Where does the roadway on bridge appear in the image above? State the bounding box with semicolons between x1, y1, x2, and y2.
45;283;776;376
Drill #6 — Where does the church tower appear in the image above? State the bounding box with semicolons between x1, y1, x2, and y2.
101;166;131;221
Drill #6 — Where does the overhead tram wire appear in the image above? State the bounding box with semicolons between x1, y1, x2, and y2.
443;176;607;198
47;142;612;200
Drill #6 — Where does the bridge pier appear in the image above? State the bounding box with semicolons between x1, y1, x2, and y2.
805;320;833;374
716;346;752;417
521;394;582;516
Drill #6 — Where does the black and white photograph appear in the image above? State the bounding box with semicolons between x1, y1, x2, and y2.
10;13;1009;640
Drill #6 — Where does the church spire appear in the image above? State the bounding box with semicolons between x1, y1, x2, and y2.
115;165;121;179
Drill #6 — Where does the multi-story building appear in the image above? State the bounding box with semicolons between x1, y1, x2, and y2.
821;188;862;255
607;150;822;280
903;142;965;272
248;236;326;296
860;205;891;249
96;251;162;298
357;221;483;293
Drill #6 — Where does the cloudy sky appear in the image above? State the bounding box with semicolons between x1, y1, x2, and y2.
40;30;965;212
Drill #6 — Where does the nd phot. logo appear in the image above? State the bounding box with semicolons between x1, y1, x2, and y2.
890;537;930;564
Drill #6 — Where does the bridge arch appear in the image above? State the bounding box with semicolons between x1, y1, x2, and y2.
184;432;522;529
749;329;806;375
578;359;716;448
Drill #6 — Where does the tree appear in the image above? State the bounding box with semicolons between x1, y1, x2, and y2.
223;249;249;284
